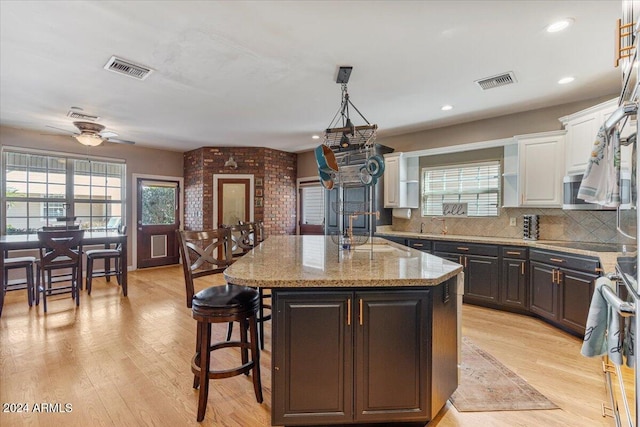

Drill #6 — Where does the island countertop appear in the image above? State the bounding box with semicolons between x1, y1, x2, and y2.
223;235;463;288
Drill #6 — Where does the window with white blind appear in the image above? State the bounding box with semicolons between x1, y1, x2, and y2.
421;161;500;217
3;149;125;234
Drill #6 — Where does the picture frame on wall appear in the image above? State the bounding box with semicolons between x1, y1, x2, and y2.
255;177;263;187
255;198;263;207
256;188;263;197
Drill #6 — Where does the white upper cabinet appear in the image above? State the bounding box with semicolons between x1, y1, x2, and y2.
515;131;566;207
559;98;619;175
383;152;419;208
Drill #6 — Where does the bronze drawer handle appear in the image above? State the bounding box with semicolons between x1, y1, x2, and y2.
549;258;565;263
359;299;363;326
521;262;525;275
347;299;351;326
412;243;424;247
506;251;521;255
457;247;469;251
595;267;604;273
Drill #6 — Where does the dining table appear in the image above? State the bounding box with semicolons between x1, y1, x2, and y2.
1;230;128;315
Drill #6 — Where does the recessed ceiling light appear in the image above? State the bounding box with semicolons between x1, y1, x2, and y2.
312;135;320;139
546;18;574;33
558;76;575;85
441;105;453;111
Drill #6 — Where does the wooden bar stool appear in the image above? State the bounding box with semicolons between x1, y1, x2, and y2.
85;225;126;295
227;222;271;350
177;228;263;422
2;255;36;316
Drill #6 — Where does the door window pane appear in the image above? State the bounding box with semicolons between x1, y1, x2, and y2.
221;183;246;226
141;184;177;225
301;186;324;225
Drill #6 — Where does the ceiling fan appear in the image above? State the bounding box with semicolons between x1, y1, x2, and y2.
46;121;136;146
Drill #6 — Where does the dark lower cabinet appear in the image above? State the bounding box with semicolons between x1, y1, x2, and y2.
433;242;499;306
500;247;528;311
272;282;457;426
529;249;599;336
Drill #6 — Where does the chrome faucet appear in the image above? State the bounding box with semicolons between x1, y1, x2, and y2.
431;217;448;235
420;222;426;234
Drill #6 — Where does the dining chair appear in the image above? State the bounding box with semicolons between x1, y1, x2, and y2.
35;229;84;313
1;252;36;316
85;225;127;295
177;228;262;421
227;221;270;350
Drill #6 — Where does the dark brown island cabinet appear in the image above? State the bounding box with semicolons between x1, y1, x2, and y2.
271;278;458;426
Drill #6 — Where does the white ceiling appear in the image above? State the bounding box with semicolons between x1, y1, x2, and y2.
0;1;622;153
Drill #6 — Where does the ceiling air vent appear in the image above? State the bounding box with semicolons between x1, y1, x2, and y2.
66;111;100;121
103;56;153;80
474;71;517;90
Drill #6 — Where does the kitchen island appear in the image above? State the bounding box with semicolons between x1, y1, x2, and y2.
224;235;463;426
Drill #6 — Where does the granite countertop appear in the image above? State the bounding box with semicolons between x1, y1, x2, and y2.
375;230;633;273
223;235;463;288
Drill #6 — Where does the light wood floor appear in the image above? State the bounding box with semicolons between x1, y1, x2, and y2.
0;265;635;426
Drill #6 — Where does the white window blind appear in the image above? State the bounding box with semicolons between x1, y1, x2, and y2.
300;186;324;225
422;161;500;217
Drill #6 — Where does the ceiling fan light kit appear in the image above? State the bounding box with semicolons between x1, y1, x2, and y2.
75;133;104;146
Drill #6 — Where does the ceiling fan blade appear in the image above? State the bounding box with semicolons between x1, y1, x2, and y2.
106;137;135;145
45;125;78;135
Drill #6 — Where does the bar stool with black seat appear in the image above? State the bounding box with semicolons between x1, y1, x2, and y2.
227;222;271;350
177;228;262;422
1;252;36;316
85;225;127;295
35;229;84;313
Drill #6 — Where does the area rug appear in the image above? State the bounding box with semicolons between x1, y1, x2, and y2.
450;337;559;412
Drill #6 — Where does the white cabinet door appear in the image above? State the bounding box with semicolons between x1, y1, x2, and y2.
517;132;565;207
560;98;618;175
383;155;400;207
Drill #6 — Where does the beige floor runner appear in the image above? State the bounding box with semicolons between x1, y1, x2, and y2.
450;337;560;412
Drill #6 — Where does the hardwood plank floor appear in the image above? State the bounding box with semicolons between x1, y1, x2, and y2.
0;265;635;426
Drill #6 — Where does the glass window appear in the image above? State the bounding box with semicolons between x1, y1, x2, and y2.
2;150;125;234
422;161;500;217
300;186;325;225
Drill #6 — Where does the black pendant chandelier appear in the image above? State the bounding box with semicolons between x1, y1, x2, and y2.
324;66;377;151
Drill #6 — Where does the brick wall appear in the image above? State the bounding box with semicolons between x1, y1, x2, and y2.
183;147;297;236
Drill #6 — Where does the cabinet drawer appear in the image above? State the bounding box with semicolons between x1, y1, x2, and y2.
406;239;431;252
433;241;498;257
529;249;599;273
502;246;527;259
379;235;406;246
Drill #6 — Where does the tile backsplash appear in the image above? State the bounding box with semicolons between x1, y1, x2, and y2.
387;207;637;244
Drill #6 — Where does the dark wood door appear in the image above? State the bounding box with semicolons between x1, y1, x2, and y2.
136;179;180;268
558;267;597;335
529;261;557;321
464;255;499;304
501;258;528;310
354;290;430;422
272;291;353;426
216;178;250;226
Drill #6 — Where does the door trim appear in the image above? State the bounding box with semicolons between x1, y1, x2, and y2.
132;173;184;271
213;174;254;228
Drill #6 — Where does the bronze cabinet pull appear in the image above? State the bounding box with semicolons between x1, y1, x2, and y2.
552;269;557;283
457;247;470;251
359;299;363;326
347;298;351;326
550;257;565;263
506;251;521;255
521;262;525;275
412;243;424;247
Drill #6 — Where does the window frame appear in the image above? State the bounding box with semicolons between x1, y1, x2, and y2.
421;160;501;217
2;147;126;234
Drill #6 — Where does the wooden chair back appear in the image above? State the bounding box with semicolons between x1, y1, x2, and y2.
177;228;234;308
37;229;85;267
